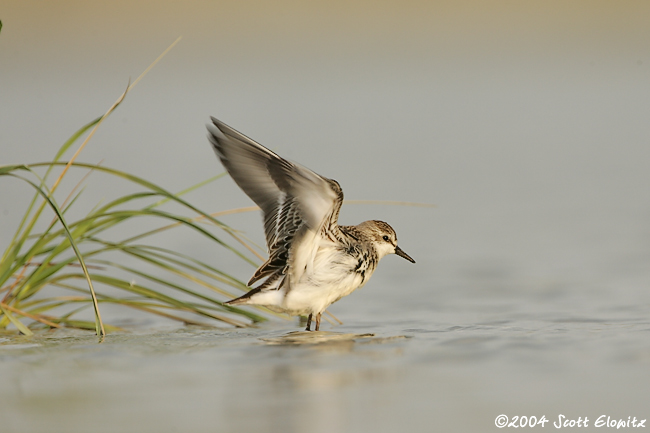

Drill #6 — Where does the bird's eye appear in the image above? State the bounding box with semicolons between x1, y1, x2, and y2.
382;235;390;241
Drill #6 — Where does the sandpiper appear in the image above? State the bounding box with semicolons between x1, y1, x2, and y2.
207;117;415;331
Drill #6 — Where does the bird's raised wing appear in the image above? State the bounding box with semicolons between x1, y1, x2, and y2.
207;117;343;285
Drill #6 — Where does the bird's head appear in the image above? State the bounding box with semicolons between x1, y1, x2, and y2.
358;220;415;263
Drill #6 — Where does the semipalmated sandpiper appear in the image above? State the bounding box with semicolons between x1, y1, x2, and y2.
207;117;415;331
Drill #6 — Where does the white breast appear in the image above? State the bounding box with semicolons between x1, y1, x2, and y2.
281;239;370;316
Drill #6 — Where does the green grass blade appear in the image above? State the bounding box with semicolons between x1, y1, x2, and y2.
75;272;247;326
0;116;100;271
12;259;76;303
144;173;226;210
91;241;248;291
45;117;102;181
3;171;105;336
30;162;240;234
88;259;265;323
74;207;257;266
0;304;34;336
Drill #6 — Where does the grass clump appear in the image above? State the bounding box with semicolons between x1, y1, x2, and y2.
0;40;266;337
0;156;267;336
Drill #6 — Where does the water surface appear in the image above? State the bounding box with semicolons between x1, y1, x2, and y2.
1;277;648;433
1;2;649;432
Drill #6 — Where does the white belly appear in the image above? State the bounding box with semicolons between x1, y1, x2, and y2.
283;241;368;315
240;235;376;316
281;270;365;316
245;242;372;316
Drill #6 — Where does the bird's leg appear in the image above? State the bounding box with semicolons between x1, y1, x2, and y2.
315;313;321;331
305;314;312;331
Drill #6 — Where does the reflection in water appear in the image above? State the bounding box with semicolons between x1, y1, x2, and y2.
225;333;406;433
260;331;375;345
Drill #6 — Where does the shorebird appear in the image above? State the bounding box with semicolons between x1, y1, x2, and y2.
207;117;415;331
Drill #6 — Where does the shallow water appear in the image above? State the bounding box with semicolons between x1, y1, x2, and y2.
1;280;648;433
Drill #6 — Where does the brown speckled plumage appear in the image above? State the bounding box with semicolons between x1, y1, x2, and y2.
207;117;415;331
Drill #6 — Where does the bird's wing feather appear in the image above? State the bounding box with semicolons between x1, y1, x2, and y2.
207;117;343;286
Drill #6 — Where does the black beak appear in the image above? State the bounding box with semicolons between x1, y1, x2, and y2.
395;246;415;263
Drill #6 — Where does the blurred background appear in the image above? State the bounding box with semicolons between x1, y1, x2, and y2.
1;1;649;432
2;1;648;288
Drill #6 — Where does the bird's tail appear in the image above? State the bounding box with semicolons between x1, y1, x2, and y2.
224;274;285;306
224;289;261;306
